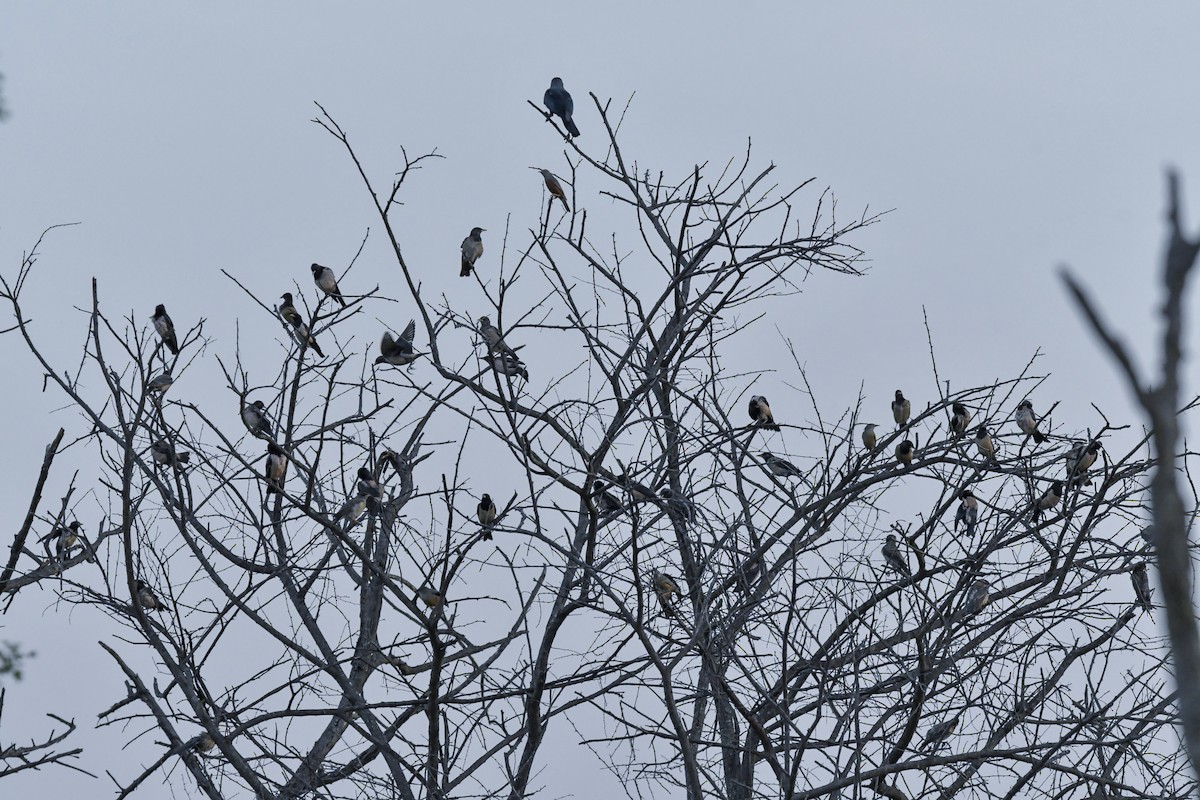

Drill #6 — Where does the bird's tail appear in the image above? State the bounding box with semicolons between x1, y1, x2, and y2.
564;115;581;138
460;259;473;278
481;528;493;541
1033;430;1046;444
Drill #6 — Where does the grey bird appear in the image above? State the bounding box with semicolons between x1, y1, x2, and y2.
357;467;383;512
749;395;780;431
923;714;961;751
147;370;174;397
957;579;990;620
415;585;444;608
950;403;971;437
1065;441;1102;484
619;474;657;503
659;488;697;524
1131;563;1153;611
895;439;915;467
974;425;995;460
591;480;624;515
891;390;911;429
151;439;190;467
264;442;287;495
40;520;83;561
492;352;529;381
861;423;877;451
377;448;409;481
191;733;216;754
652;569;680;616
955;490;979;536
543;77;581;138
461;227;485;277
537;168;569;210
278;293;325;358
376;320;419;368
760;451;803;480
478;316;517;355
334;494;368;531
152;304;180;356
477;493;497;540
135;579;167;612
882;534;910;577
311;263;346;308
241;399;273;438
1016;400;1047;444
1033;480;1063;522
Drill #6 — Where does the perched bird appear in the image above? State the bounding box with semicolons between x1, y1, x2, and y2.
135;579;167;612
923;714;961;751
619;475;658;503
974;426;995;460
310;263;347;308
264;442;287;495
543;77;581;138
1065;441;1102;483
957;578;990;620
241;400;273;438
151;439;190;467
537;168;569;210
147;370;174;397
760;451;803;480
40;521;83;560
478;316;516;356
477;493;497;540
748;395;780;431
950;403;971;437
415;585;443;608
659;488;697;524
861;423;877;451
895;439;915;467
152;304;180;356
192;733;216;754
460;227;485;278
377;449;409;481
590;480;624;515
357;467;383;511
334;494;368;531
278;293;325;358
492;352;529;381
652;569;680;616
955;490;979;536
1015;400;1047;444
881;534;910;577
1033;480;1063;522
891;390;911;429
376;320;419;368
1131;562;1153;611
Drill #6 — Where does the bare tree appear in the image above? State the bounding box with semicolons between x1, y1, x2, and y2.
0;91;1190;800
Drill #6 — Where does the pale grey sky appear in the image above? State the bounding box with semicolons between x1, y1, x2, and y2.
2;3;1199;795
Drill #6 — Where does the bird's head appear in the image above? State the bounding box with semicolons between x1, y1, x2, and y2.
471;227;485;237
154;304;167;315
895;389;905;401
280;292;293;303
1018;399;1033;411
310;263;322;274
550;77;564;88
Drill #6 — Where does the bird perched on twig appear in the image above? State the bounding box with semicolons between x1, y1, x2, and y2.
357;467;383;512
460;227;485;278
1065;441;1102;485
974;426;995;460
591;480;624;516
477;493;497;540
543;77;581;138
151;304;180;356
923;714;961;751
881;534;910;577
950;403;971;437
264;442;287;495
1016;400;1047;444
241;400;273;438
147;370;174;397
151;439;190;467
652;569;680;616
955;490;979;536
957;579;990;621
1032;480;1063;522
536;168;569;210
334;494;368;531
478;316;517;356
415;585;443;608
659;488;696;524
891;390;911;429
376;320;419;368
40;521;83;561
760;451;804;480
135;579;167;612
861;423;877;451
619;474;657;503
278;293;325;358
1131;562;1153;611
492;352;529;381
748;395;780;431
895;440;915;467
311;263;347;308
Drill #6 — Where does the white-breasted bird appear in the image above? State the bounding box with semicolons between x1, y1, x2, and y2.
882;534;910;577
748;395;780;431
40;520;83;561
135;579;167;612
478;316;516;356
477;493;497;540
955;490;979;536
974;425;995;460
241;400;273;438
152;304;179;356
1015;400;1047;444
760;451;803;480
1033;480;1063;522
895;439;915;467
957;578;990;620
311;263;347;308
278;293;325;358
147;370;174;397
1065;441;1102;484
376;320;419;368
460;227;485;278
861;423;877;451
891;390;911;429
492;352;529;381
950;403;971;437
652;569;681;616
151;439;190;467
264;442;287;495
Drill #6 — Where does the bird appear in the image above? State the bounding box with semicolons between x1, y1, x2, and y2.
955;490;979;536
40;521;83;560
652;569;680;616
278;293;325;358
135;579;167;612
923;714;961;751
881;534;910;577
477;493;497;540
264;442;287;495
376;320;419;368
357;467;383;512
891;390;911;429
748;395;780;431
460;227;485;278
957;578;990;620
147;370;174;397
659;488;697;524
191;733;216;754
1131;562;1153;611
619;474;658;503
974;426;995;460
151;304;179;356
537;168;569;210
415;585;443;608
492;352;529;382
151;439;190;467
895;439;915;467
1015;400;1047;444
1033;480;1063;522
334;494;368;531
590;480;624;516
950;403;971;437
543;77;581;138
478;316;517;355
241;400;273;438
760;451;804;480
861;423;877;451
377;449;408;481
1065;441;1102;484
310;263;346;308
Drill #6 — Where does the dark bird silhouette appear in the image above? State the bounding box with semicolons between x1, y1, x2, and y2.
957;579;990;621
492;352;529;381
311;263;346;308
974;425;995;460
376;320;419;368
923;714;961;751
1065;441;1102;485
659;488;697;524
151;439;189;467
461;227;485;277
264;442;287;495
1033;480;1063;522
895;439;915;467
950;403;971;437
40;521;82;561
591;480;624;516
357;467;383;512
882;533;910;577
619;474;657;503
278;293;325;358
955;490;979;536
241;400;273;438
477;493;497;540
1016;400;1047;444
152;304;179;355
749;395;779;431
1131;562;1153;611
543;77;581;138
891;390;911;429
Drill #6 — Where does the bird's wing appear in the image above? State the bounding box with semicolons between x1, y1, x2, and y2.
400;319;416;349
380;331;396;355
